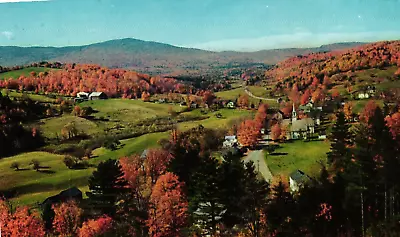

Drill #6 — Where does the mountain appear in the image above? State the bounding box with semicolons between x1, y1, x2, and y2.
0;38;365;76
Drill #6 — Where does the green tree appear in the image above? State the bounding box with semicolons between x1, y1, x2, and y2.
327;112;352;172
87;159;128;216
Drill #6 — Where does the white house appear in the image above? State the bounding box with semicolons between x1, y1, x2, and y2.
223;135;238;148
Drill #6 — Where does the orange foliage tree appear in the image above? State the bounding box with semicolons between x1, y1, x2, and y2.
202;91;216;107
385;112;400;142
78;215;113;237
237;120;261;147
0;200;46;237
52;200;83;237
145;148;174;184
238;94;249;108
147;172;188;237
343;102;353;121
255;103;269;129
359;100;378;123
271;123;283;141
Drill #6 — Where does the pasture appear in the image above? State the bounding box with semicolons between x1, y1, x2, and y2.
265;140;330;179
0;67;55;80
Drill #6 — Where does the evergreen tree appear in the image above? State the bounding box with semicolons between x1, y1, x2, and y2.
327;112;352;172
87;159;128;216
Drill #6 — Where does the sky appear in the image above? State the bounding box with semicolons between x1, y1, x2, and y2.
0;0;400;51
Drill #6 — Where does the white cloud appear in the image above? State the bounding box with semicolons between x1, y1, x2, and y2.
0;0;49;3
185;31;400;52
1;31;14;40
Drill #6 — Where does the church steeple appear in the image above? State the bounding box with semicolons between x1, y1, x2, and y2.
292;103;297;121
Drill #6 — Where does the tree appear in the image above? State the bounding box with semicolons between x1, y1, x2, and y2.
359;100;378;124
10;161;20;171
147;172;188;237
52;200;83;237
0;203;46;237
141;91;150;102
30;159;40;171
271;124;283;141
300;89;311;105
61;122;79;140
238;94;249;108
327;112;352;172
78;216;113;237
73;105;82;116
203;91;216;107
87;159;128;216
145;148;174;184
255;103;268;129
385;112;400;143
237;120;261;147
343;102;353;121
63;156;77;169
103;137;121;150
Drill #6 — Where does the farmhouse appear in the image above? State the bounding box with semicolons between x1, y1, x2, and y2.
89;92;108;100
282;104;316;140
289;170;311;192
223;135;238;148
41;187;83;208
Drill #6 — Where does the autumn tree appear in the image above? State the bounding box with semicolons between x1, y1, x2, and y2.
144;148;174;184
78;216;113;237
255;103;269;129
52;200;83;237
385;112;400;142
0;201;46;237
300;89;311;105
343;102;353;121
147;172;188;237
73;105;82;116
238;94;249;109
271;123;283;141
141;91;150;102
237;120;261;147
202;90;216;107
87;159;128;216
359;100;378;124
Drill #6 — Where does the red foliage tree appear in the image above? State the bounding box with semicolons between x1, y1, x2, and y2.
147;172;188;237
385;112;400;142
52;200;83;237
255;103;269;128
145;148;174;184
0;201;45;237
271;123;283;141
78;215;113;237
300;89;311;105
359;100;378;123
202;90;216;107
237;119;261;147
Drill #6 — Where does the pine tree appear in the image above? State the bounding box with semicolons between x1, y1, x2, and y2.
327;112;352;172
87;159;128;216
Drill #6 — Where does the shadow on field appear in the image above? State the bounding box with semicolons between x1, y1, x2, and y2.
270;152;288;156
38;170;56;174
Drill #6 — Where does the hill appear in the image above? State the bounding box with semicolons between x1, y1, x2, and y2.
0;38;364;76
264;40;400;97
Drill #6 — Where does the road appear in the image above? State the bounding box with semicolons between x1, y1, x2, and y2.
244;86;276;102
244;150;273;183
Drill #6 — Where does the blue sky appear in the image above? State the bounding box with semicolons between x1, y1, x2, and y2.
0;0;400;51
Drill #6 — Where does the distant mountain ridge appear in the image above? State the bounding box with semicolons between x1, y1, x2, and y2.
0;38;365;75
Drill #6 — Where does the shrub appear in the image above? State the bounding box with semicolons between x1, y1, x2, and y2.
63;156;77;169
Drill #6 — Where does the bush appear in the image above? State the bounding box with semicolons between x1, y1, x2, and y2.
10;162;20;171
103;137;121;151
63;156;76;169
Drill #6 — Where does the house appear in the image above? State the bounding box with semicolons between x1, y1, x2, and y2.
289;170;311;192
223;135;238;148
41;187;83;208
190;103;198;109
180;101;187;107
281;104;316;140
77;92;89;99
226;101;236;109
89;92;108;100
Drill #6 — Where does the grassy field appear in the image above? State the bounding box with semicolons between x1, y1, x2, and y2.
265;140;330;179
1;89;57;103
3;99;254;206
216;86;278;107
0;67;55;80
0;152;94;206
350;99;384;114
